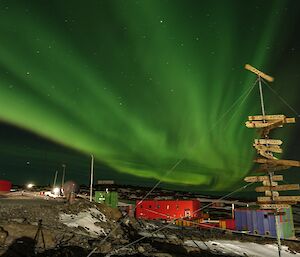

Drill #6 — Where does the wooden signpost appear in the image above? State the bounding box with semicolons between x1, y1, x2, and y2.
255;184;300;192
243;64;300;257
243;64;300;207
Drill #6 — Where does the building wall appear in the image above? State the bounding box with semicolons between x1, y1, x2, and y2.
0;180;12;193
135;199;201;220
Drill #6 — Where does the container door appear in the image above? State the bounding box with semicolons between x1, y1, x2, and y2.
241;210;247;230
263;212;270;236
235;210;242;231
257;211;265;235
246;210;252;233
184;209;191;218
268;214;276;237
252;210;258;234
95;191;106;203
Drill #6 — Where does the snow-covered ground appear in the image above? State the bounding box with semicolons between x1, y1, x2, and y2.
60;208;107;237
184;240;300;257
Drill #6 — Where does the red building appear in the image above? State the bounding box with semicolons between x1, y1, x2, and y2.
135;199;201;220
0;180;12;194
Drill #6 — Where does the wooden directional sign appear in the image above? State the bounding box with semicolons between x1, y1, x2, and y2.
275;196;300;202
244;175;283;183
253;144;282;154
254;139;282;145
264;191;279;197
245;64;274;82
255;158;300;167
255;164;291;173
248;115;285;121
262;181;278;186
248;115;295;123
245;120;283;129
259;204;291;209
255;184;300;192
258;196;300;203
255;150;275;160
246;117;295;129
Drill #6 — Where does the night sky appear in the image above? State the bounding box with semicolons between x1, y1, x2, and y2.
1;0;300;191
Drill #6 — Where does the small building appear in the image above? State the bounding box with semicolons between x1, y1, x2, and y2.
94;191;118;208
135;199;201;220
235;207;295;239
0;180;12;194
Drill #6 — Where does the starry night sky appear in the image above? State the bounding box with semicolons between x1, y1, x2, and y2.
1;0;300;191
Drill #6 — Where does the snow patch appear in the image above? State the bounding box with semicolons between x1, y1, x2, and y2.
60;208;107;236
184;240;300;257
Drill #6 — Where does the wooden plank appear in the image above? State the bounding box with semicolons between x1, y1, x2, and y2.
286;118;296;123
255;158;300;167
244;175;283;183
248;115;285;121
254;139;282;145
257;196;271;202
245;64;274;82
255;165;291;173
255;184;300;192
245;121;282;129
263;120;284;132
259;204;291;209
265;191;279;197
275;196;300;202
253;144;283;153
247;116;295;124
258;196;300;202
257;150;275;160
262;181;278;186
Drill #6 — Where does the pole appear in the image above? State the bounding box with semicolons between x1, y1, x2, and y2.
268;172;281;257
89;154;94;202
53;170;58;189
275;213;282;257
258;76;266;118
61;164;66;188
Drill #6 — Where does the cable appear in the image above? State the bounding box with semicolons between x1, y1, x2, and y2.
87;81;258;257
106;182;255;257
211;78;258;131
223;78;258;130
86;159;183;257
261;79;300;117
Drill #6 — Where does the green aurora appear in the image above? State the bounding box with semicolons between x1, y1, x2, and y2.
0;0;300;190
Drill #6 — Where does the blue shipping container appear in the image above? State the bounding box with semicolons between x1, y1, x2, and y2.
235;210;242;231
235;207;295;239
268;214;276;237
246;210;253;233
251;210;258;234
256;211;265;235
241;210;248;230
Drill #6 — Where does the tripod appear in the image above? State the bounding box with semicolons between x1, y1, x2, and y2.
34;219;46;250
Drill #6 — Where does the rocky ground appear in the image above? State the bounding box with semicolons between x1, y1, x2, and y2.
0;197;237;257
0;197;126;256
0;196;299;257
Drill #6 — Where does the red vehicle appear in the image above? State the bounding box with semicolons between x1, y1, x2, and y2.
135;199;201;220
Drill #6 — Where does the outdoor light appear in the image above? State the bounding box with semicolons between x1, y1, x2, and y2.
27;183;34;189
53;187;60;195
